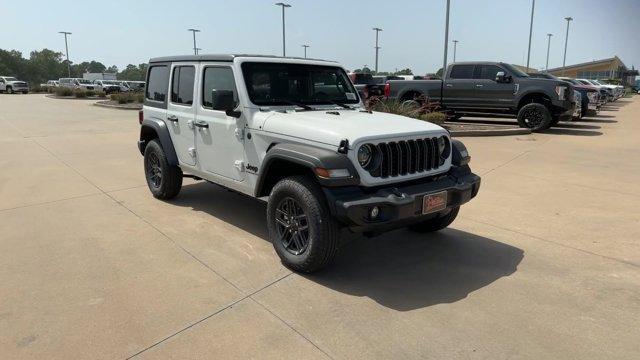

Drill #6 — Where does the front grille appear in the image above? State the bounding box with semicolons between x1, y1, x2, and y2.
369;137;444;178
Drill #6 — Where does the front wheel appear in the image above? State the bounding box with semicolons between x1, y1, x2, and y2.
6;87;13;94
143;139;182;199
408;207;460;233
267;176;340;273
517;103;552;131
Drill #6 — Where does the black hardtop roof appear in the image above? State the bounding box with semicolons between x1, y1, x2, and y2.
149;54;336;64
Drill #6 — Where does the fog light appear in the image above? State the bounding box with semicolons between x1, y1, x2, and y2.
370;206;380;219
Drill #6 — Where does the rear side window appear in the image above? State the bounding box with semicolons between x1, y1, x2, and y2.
449;65;474;79
145;65;169;102
473;65;503;80
202;67;238;109
171;66;195;105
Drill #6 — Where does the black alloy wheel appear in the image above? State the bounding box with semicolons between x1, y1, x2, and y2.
274;197;310;255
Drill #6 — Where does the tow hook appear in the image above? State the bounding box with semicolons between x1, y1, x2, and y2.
391;187;405;198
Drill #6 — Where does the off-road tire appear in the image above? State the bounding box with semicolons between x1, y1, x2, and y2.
6;86;13;94
267;175;340;273
517;103;552;131
143;139;182;200
408;206;460;233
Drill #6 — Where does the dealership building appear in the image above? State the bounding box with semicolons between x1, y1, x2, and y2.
547;56;638;85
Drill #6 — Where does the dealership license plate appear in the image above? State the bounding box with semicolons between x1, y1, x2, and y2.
422;191;448;214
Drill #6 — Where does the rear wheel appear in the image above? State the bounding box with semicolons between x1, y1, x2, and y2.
267;176;340;273
408;207;460;233
143;139;182;199
517;103;552;131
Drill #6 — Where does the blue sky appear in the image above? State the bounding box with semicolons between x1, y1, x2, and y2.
2;0;639;73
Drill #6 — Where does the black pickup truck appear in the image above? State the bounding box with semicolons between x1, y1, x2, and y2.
384;62;576;131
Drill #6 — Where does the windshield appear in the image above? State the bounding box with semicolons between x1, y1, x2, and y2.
77;79;92;84
561;78;581;85
242;62;360;106
503;64;529;78
5;77;18;81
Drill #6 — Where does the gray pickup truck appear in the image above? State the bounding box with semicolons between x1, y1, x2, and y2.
384;62;576;131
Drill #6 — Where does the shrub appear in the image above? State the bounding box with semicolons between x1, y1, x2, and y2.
30;85;44;93
110;93;120;101
135;93;144;103
95;91;107;98
74;89;87;98
368;98;424;118
420;112;447;125
85;89;95;97
55;87;73;97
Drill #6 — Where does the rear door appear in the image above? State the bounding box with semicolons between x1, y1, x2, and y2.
166;63;197;166
195;64;246;181
472;64;515;109
443;64;477;109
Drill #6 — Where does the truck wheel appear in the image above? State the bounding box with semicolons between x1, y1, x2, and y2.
408;207;460;233
143;139;182;200
517;103;551;131
6;86;13;94
267;175;340;273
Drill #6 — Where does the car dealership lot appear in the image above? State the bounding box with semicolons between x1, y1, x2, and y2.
1;95;638;359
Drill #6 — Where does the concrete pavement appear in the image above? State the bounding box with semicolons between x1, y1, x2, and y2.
0;95;638;359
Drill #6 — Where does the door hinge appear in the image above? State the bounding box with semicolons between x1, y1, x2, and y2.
188;147;196;158
234;160;245;172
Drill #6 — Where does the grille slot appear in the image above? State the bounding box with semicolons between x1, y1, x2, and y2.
370;137;444;178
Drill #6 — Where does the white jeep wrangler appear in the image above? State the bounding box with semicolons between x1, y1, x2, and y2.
137;54;481;272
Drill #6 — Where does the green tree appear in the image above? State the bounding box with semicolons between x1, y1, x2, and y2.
396;68;413;75
26;49;66;84
118;63;148;80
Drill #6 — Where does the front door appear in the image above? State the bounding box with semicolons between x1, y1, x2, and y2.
166;63;197;166
195;65;245;181
472;64;516;110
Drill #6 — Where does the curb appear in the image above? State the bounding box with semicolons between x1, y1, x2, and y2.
93;101;142;110
45;94;104;101
449;127;531;137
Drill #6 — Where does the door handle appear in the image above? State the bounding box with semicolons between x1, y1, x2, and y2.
445;84;453;87
475;84;484;87
194;121;209;129
167;115;178;122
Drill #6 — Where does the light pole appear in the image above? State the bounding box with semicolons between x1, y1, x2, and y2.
452;40;459;62
275;3;291;56
58;31;72;77
302;44;309;58
188;29;200;55
562;17;573;70
372;27;382;74
545;33;553;70
195;48;202;55
526;0;536;70
442;0;451;77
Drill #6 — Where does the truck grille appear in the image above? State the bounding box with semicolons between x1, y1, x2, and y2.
369;137;444;178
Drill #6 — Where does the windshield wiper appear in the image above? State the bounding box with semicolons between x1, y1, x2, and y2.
268;99;315;111
324;100;355;110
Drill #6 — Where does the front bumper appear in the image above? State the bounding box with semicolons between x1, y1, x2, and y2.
324;165;480;233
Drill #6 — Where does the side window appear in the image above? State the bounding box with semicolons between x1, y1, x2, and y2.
202;67;238;109
145;65;169;102
170;66;195;105
473;65;503;80
449;65;474;79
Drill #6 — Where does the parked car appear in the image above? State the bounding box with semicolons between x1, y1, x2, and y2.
527;73;582;121
43;80;59;89
0;76;29;94
576;79;613;102
93;80;120;94
572;91;582;120
558;77;601;116
372;75;404;84
348;72;385;100
59;78;96;91
124;80;145;92
589;79;623;100
137;54;481;272
384;62;576;131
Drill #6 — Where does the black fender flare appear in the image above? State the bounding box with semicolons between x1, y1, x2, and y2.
138;118;179;166
255;143;360;197
516;89;555;108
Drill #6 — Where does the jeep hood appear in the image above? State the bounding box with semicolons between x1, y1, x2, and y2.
260;109;447;147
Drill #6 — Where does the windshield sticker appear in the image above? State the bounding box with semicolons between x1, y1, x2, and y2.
345;92;356;100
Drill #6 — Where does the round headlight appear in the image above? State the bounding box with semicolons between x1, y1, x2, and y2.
357;144;373;168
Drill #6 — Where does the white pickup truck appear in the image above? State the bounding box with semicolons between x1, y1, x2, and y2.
137;54;481;272
0;76;29;94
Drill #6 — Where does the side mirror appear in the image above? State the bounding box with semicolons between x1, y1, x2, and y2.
211;89;241;118
495;71;508;83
